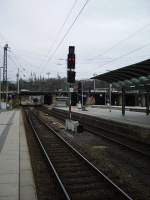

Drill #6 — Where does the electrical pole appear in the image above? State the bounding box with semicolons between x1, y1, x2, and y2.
94;79;95;94
67;46;76;120
3;44;8;108
69;84;72;119
17;68;20;95
81;81;84;109
16;68;20;106
93;73;97;105
0;67;2;109
46;72;50;79
109;83;112;112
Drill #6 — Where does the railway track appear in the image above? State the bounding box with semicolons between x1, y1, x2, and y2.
26;109;133;200
39;106;150;159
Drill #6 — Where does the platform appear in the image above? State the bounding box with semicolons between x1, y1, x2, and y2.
55;105;150;129
0;110;37;200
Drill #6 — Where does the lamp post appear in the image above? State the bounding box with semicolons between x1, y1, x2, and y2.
81;80;83;109
109;83;112;112
94;79;95;94
93;74;97;105
0;67;3;109
105;70;112;112
46;72;50;79
93;74;97;93
16;68;20;106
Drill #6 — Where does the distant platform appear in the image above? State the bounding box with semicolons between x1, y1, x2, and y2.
49;105;150;145
91;105;146;113
54;105;150;129
0;110;37;200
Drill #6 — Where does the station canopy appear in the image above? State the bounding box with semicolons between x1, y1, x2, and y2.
92;59;150;90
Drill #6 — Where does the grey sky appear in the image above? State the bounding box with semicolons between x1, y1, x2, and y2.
0;0;150;81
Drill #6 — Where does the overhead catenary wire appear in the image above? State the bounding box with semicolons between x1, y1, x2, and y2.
40;0;90;73
0;32;54;80
7;55;25;78
9;50;41;73
11;52;39;69
91;21;150;60
83;43;150;75
46;0;78;57
0;32;7;44
7;42;47;80
8;53;31;78
9;49;52;81
8;54;18;68
98;42;150;69
0;33;30;76
1;2;149;80
38;0;78;72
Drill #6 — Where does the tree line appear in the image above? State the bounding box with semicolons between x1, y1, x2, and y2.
9;76;108;92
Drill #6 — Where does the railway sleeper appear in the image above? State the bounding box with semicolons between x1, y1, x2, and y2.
63;176;101;184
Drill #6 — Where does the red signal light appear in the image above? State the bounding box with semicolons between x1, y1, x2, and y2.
67;54;75;69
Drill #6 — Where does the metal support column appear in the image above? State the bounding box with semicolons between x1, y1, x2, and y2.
0;67;2;109
81;81;84;110
3;44;8;105
16;68;20;106
69;84;72;119
109;83;112;112
122;87;125;116
93;79;95;94
146;90;149;115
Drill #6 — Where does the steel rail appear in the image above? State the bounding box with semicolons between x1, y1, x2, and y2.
48;108;150;158
27;111;71;200
85;126;150;158
33;110;133;200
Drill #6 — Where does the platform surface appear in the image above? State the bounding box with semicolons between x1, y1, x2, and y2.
55;106;150;129
0;110;37;200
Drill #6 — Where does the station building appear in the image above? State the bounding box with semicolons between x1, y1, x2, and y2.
92;58;150;115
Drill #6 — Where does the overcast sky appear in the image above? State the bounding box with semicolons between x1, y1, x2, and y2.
0;0;150;81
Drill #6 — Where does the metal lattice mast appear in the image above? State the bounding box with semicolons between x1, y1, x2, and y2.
3;44;8;101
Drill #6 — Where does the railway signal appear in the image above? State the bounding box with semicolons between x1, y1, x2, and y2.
67;71;76;83
67;46;76;120
78;81;82;93
67;46;75;69
67;46;76;83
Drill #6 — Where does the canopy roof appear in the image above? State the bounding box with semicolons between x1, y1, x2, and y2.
92;59;150;89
